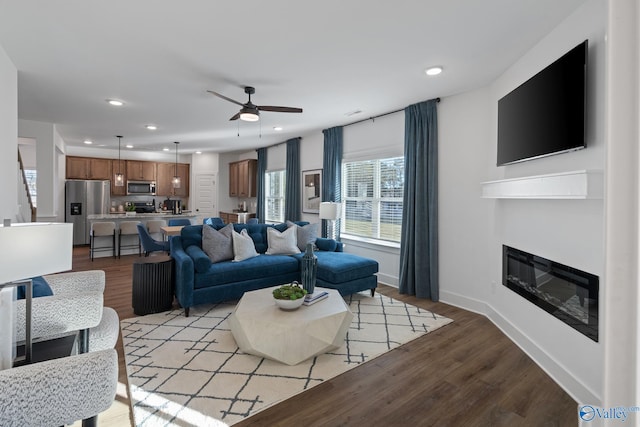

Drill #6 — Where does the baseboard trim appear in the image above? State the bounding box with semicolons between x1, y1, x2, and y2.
440;290;601;405
376;273;398;287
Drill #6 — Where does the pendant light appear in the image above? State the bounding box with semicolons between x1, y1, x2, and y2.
172;141;181;189
114;135;124;187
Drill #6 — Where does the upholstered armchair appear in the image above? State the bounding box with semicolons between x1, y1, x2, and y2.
13;270;118;352
0;348;118;426
137;223;170;257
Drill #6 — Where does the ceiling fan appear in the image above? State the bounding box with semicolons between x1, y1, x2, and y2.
207;86;303;122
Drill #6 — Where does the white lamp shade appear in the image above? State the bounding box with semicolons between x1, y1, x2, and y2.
319;202;341;220
0;223;73;283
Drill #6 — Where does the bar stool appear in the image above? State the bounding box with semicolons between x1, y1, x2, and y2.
90;222;116;261
146;219;167;241
118;221;141;258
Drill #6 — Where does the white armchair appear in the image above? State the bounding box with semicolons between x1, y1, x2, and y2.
0;348;118;426
13;270;118;352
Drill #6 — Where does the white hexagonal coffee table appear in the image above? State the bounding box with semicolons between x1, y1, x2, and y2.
228;286;353;365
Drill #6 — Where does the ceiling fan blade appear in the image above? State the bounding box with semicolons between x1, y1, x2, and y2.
207;90;245;107
257;105;303;113
229;112;240;121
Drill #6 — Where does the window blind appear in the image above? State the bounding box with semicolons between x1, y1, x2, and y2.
342;157;404;242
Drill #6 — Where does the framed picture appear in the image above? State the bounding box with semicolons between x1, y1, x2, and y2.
302;169;322;213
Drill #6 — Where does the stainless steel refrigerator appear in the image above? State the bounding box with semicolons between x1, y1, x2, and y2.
65;180;110;245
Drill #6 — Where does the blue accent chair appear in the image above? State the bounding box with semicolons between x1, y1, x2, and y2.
168;218;192;226
137;223;170;256
247;218;259;225
203;217;225;227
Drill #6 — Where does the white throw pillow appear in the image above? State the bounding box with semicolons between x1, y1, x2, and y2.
265;226;301;255
231;229;259;262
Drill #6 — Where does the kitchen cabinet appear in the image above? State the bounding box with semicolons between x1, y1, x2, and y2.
156;162;190;197
229;159;256;197
229;162;239;196
66;156;111;180
220;211;256;224
126;160;156;181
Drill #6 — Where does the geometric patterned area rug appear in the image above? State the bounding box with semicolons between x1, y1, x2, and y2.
121;291;453;426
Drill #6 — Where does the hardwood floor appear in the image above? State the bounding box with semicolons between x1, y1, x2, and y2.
70;247;577;426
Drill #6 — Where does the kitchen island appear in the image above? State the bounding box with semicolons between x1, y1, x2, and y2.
87;213;197;258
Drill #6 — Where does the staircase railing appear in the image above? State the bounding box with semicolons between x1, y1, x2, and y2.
17;151;36;222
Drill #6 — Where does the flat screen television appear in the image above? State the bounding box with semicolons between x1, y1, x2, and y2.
497;40;588;166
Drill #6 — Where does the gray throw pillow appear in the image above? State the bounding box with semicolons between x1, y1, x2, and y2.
202;223;233;263
231;229;259;262
287;221;319;252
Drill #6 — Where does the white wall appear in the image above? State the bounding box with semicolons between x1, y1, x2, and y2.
0;43;17;222
484;0;605;404
438;88;493;312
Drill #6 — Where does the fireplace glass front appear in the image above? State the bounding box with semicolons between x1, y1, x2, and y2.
502;245;599;341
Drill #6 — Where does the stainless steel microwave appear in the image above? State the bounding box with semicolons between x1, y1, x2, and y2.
127;180;156;195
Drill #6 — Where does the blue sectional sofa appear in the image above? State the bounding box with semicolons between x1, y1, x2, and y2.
170;222;379;316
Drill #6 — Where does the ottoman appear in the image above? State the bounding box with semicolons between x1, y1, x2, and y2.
310;251;379;296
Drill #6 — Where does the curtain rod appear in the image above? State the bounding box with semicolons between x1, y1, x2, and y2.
343;97;441;128
256;136;302;152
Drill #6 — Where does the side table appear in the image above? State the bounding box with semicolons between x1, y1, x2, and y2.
132;255;174;315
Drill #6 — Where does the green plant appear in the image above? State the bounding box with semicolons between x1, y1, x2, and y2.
126;204;136;212
272;282;307;300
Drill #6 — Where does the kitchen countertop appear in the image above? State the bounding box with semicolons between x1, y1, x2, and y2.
87;212;197;220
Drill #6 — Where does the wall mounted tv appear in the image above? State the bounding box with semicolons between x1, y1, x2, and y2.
497;40;587;166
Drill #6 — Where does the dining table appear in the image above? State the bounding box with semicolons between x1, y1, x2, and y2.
159;225;184;240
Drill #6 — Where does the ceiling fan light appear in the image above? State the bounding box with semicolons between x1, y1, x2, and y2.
240;111;259;122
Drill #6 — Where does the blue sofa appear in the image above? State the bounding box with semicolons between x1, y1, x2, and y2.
170;222;379;316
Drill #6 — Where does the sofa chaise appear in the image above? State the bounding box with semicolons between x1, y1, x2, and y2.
170;222;379;316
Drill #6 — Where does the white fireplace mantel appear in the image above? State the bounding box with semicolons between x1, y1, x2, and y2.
481;170;603;199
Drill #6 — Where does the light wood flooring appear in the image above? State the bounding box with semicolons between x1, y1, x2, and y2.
70;247;577;426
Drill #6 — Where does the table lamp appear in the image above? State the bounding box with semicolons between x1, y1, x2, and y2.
319;202;341;240
0;222;73;368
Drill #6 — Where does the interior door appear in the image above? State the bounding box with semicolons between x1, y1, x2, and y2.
194;174;217;223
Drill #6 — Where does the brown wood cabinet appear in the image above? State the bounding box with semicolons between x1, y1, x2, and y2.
66;156;112;180
156;162;190;197
220;211;256;224
126;160;156;181
229;159;257;197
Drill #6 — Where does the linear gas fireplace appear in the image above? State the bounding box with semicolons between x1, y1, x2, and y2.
502;245;599;341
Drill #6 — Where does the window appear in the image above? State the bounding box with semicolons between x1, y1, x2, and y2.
342;157;404;243
265;170;286;223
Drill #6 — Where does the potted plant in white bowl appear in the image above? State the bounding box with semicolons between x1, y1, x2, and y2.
272;281;307;310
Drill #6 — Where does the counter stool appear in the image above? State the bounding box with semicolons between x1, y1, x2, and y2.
118;221;141;258
146;219;167;241
90;222;116;261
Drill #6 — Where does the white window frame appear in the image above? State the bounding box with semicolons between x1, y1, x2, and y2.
341;157;404;244
265;169;286;223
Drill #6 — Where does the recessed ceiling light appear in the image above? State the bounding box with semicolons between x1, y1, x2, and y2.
425;66;443;76
145;125;157;130
163;148;170;152
195;151;202;155
107;99;124;106
126;144;134;149
273;126;283;131
83;140;93;144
